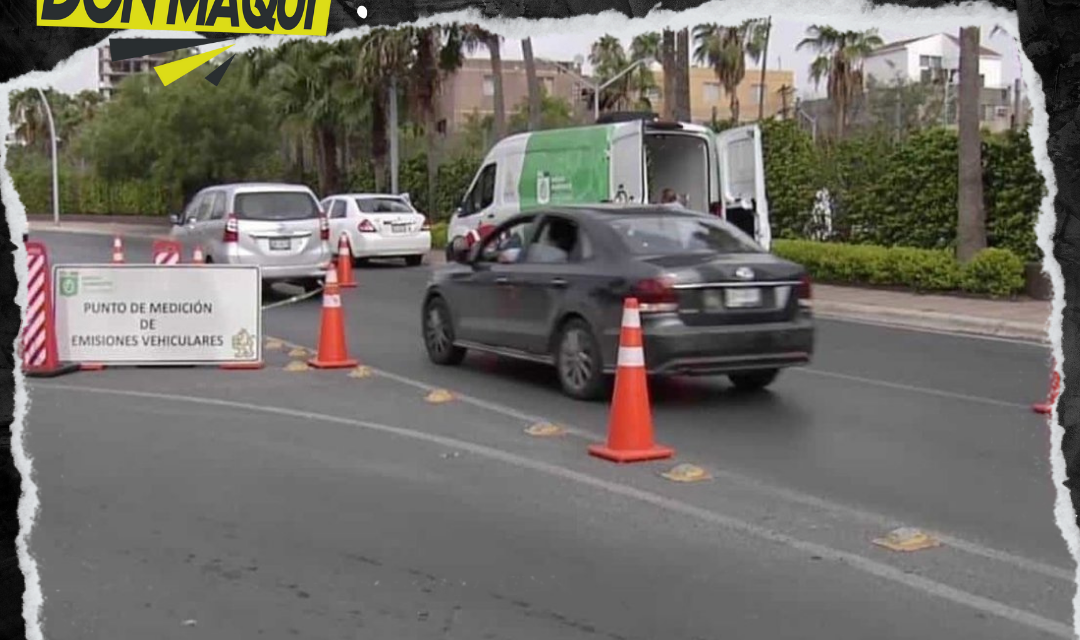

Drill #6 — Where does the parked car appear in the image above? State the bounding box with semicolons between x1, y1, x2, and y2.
445;114;771;257
320;193;431;267
421;204;814;401
170;182;330;290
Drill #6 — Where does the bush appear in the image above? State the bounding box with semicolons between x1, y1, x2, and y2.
430;221;448;250
773;239;1025;297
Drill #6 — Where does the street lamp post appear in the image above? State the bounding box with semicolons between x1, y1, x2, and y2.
544;58;647;122
35;87;60;228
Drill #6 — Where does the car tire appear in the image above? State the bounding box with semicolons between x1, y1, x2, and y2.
554;319;607;401
405;254;424;267
353;257;371;268
423;296;466;366
728;369;780;392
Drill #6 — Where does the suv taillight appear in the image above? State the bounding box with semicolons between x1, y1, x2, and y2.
223;214;239;243
421;216;430;231
797;274;812;301
358;219;377;233
319;214;330;241
632;277;678;313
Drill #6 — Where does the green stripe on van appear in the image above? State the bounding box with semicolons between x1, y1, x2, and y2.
518;125;614;209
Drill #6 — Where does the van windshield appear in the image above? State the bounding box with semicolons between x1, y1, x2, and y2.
609;215;759;255
234;192;320;221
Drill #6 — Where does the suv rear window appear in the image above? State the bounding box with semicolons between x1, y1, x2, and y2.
355;198;414;214
609;215;760;255
234;192;320;221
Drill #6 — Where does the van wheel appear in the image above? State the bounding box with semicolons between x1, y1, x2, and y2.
728;369;780;392
554;319;607;401
423;296;466;366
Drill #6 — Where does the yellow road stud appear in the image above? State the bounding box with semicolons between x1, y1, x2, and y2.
872;527;941;552
525;422;566;437
265;339;285;351
660;464;711;483
288;347;308;358
284;360;310;373
425;389;455;404
349;365;374;379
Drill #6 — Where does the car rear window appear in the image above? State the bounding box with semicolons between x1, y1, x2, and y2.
234;192;320;221
609;215;760;255
355;198;414;214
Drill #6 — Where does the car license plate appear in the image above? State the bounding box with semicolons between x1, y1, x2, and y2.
390;223;409;234
269;238;291;251
724;287;762;308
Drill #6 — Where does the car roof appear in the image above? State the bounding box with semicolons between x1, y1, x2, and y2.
202;182;316;195
331;193;410;200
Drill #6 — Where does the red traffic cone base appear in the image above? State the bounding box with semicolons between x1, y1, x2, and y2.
1033;367;1060;415
588;298;674;464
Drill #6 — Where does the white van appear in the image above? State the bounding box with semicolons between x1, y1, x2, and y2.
446;117;771;251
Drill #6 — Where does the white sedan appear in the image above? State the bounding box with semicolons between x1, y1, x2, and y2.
320;193;432;267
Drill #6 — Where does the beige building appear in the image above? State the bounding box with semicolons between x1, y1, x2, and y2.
439;58;587;131
651;67;797;124
97;43;172;100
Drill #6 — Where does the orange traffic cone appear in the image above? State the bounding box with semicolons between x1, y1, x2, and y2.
192;245;205;264
588;298;674;463
111;236;125;263
336;233;357;289
308;268;358;369
1033;358;1060;415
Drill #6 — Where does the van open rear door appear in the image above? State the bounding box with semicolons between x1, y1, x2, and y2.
609;121;646;204
716;124;771;250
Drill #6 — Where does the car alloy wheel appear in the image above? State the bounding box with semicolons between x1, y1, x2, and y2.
555;319;605;401
423;297;466;366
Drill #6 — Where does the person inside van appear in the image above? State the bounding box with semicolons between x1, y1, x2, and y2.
659;188;680;204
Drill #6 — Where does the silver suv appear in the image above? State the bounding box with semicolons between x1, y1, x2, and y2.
170;183;331;289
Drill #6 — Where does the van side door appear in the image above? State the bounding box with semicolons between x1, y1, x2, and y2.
716;124;771;249
609;121;646;204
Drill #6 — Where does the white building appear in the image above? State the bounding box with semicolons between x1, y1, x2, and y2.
863;33;1004;89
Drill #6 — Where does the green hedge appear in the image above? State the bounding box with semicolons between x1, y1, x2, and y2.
773;239;1025;297
758;120;1046;262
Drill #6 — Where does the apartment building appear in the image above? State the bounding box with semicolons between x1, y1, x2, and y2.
438;58;588;132
97;42;172;100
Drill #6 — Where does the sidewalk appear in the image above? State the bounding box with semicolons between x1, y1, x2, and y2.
26;216;1052;343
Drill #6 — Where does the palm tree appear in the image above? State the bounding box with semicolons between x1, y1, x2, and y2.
956;26;986;263
661;30;676;119
357;28;416;191
461;25;506;141
693;21;766;124
796;25;883;139
522;37;541;130
10;89;49;151
590;35;632;113
629;32;661;109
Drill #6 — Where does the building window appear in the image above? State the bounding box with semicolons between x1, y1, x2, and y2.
703;82;721;104
482;76;495;97
541;76;555;96
920;55;943;69
750;83;765;105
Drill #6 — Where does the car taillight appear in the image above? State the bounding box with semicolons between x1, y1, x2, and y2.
797;273;812;301
223;214;239;243
632;277;678;313
420;216;430;231
358;219;377;233
319;214;330;241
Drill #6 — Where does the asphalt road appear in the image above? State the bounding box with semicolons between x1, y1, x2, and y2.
24;230;1078;639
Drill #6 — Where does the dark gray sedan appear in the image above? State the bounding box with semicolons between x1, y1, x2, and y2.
421;205;815;401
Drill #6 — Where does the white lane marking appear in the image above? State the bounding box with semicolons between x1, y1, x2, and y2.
33;383;1077;639
262;336;1069;583
816;314;1049;348
793;367;1032;411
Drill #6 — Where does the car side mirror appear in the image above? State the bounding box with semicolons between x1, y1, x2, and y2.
449;236;472;264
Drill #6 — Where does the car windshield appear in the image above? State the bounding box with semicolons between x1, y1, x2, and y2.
234;192;320;221
609;215;760;255
356;198;414;214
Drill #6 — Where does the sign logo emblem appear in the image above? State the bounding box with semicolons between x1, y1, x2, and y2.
58;272;79;297
537;172;551;205
735;267;755;281
231;328;256;360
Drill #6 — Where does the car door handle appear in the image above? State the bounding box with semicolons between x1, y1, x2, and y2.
550;278;568;288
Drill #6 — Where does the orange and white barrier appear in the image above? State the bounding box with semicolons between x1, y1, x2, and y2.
21;241;78;378
111;236;125;263
152;239;183;265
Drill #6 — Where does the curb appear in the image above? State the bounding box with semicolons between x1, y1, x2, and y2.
813;300;1048;343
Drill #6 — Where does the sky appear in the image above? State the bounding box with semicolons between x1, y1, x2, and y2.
35;18;1023;101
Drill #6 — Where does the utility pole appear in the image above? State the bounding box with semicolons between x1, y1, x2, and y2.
957;26;986;263
675;28;691;122
389;76;400;194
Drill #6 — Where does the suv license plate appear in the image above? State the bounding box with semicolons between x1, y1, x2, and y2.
725;288;762;308
269;238;291;251
391;223;408;234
